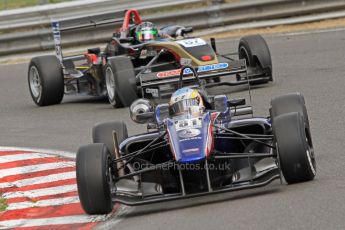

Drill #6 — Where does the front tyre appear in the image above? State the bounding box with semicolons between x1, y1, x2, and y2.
76;143;115;214
92;121;128;155
270;92;309;126
28;55;64;106
238;35;272;84
273;112;316;183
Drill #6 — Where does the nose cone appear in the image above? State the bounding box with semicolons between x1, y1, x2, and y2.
167;113;213;163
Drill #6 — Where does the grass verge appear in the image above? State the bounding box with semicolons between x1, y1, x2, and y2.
0;0;72;10
0;196;7;212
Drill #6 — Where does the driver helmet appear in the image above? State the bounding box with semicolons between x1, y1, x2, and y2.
135;22;158;42
169;87;204;117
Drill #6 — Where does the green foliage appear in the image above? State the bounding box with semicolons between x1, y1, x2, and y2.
0;197;7;212
0;0;72;10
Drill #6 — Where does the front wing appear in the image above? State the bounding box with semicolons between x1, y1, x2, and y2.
112;154;280;206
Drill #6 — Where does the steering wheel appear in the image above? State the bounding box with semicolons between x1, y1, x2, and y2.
179;65;202;88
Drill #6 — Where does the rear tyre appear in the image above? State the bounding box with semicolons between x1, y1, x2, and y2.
28;55;64;106
92;121;128;155
273;112;316;183
105;57;138;108
76;143;114;214
238;35;272;84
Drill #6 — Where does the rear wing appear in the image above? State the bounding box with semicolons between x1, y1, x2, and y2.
50;9;143;66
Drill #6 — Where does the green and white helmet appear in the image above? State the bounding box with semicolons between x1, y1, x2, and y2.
135;22;158;42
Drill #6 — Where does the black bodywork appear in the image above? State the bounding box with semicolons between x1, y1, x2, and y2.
52;9;272;103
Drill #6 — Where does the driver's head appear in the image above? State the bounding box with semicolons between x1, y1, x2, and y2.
135;22;158;42
169;87;204;117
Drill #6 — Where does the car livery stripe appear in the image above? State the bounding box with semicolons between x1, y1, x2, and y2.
0;149;114;229
157;63;229;78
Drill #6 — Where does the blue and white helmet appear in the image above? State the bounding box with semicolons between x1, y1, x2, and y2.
169;87;204;116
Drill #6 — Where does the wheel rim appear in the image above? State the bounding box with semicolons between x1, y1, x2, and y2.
105;154;116;196
239;46;251;66
305;128;316;175
105;67;116;102
29;66;42;99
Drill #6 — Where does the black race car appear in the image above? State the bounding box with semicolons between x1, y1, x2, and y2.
76;66;315;214
28;9;272;107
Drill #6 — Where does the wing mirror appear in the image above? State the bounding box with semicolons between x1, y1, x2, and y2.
181;27;193;35
227;98;246;107
213;95;228;113
176;26;193;37
130;99;155;124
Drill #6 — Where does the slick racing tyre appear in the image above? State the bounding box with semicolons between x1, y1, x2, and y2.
92;121;128;155
28;55;64;106
273;112;316;183
76;143;115;214
270;92;309;127
238;35;272;84
105;57;138;108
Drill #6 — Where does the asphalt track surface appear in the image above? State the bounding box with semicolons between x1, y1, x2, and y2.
1;29;345;229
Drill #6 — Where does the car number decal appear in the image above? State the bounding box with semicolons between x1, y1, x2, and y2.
177;38;207;48
175;118;202;131
180;58;192;66
178;128;201;138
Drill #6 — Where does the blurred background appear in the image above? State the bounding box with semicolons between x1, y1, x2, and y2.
1;0;345;62
0;0;74;10
0;0;228;10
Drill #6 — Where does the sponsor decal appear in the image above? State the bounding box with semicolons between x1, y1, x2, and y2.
145;88;159;98
52;21;63;63
157;63;229;78
197;63;229;73
182;148;199;153
157;69;182;78
178;128;201;138
179;136;202;142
